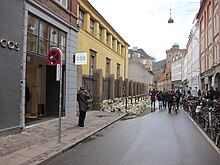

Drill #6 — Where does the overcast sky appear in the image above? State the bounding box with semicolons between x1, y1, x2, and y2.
88;0;200;61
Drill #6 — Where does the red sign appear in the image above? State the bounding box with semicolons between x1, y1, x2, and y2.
47;49;61;66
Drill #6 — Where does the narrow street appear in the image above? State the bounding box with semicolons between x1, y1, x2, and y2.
45;108;220;165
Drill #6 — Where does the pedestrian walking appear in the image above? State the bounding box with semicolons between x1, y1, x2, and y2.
157;91;163;109
150;88;157;112
167;91;174;113
175;89;181;110
198;89;201;98
208;87;215;100
77;86;91;127
215;87;220;100
162;91;167;109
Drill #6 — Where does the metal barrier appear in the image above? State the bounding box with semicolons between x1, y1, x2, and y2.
125;94;147;109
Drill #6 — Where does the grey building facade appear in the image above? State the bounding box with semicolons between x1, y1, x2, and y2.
0;0;24;136
0;0;79;136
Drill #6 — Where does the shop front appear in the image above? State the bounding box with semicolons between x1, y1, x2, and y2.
23;1;78;125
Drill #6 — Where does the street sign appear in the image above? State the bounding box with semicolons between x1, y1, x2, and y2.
56;64;61;81
47;49;61;66
75;52;87;65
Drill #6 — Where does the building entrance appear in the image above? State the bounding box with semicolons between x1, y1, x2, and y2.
25;55;63;124
26;56;47;118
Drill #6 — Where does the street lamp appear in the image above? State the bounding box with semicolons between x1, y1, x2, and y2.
168;9;174;24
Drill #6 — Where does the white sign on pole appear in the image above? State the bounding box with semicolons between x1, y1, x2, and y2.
75;52;87;65
56;64;61;81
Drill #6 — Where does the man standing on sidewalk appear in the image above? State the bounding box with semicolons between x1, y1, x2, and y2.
77;86;91;127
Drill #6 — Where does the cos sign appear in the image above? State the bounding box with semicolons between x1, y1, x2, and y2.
0;39;20;51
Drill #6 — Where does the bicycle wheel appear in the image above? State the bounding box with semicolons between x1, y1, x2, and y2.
210;128;217;140
204;122;209;133
216;133;220;146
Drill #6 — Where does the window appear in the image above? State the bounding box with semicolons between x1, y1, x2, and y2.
90;19;94;35
106;58;111;77
27;14;67;57
106;32;109;45
39;21;48;55
117;63;120;78
99;26;102;41
27;14;39;53
79;9;84;28
50;27;59;49
112;38;114;48
59;32;66;57
90;50;96;77
55;0;67;9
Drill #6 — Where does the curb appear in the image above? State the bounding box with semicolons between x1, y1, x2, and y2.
34;114;126;165
184;110;220;155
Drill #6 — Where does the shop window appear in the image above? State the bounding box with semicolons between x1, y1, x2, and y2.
27;15;39;53
27;14;66;57
39;21;48;55
50;27;59;49
59;32;66;58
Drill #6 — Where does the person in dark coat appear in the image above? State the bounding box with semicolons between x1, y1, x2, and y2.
167;91;174;113
162;91;167;109
150;88;157;112
77;86;91;127
157;91;163;109
175;89;181;110
197;89;201;97
215;88;220;100
209;87;215;100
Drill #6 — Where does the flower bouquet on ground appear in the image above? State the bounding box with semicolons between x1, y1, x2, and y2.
100;97;150;119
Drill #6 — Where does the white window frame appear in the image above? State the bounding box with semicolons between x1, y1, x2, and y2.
55;0;67;9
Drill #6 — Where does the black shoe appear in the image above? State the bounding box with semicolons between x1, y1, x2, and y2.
78;124;84;127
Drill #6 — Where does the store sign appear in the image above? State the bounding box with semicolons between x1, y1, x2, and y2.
75;52;87;65
0;38;19;51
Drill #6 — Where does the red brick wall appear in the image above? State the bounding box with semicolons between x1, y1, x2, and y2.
35;0;78;25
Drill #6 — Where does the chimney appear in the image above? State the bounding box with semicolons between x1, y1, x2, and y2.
133;47;138;51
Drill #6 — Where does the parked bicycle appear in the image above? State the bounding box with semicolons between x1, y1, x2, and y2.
215;119;220;146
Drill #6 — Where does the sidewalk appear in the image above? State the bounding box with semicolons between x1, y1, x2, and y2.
0;110;126;165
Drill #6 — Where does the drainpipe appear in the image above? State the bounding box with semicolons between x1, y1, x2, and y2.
20;0;28;130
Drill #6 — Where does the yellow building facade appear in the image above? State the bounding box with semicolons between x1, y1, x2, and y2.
77;0;129;79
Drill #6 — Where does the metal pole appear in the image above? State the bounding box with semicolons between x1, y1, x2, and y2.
52;47;62;143
58;62;62;143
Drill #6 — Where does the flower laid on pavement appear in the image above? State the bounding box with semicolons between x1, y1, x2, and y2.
100;97;150;119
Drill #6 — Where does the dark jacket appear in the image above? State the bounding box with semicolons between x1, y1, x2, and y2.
77;87;91;112
157;92;163;101
167;92;173;103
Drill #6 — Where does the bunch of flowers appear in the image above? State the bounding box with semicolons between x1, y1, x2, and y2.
100;97;150;119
